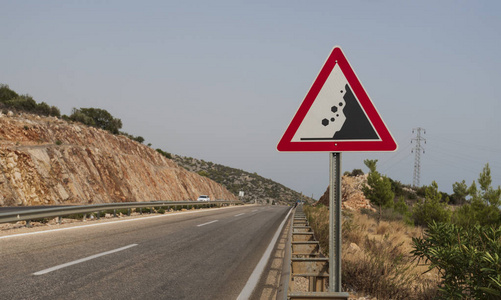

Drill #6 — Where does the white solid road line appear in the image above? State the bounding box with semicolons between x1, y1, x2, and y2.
234;213;245;217
33;244;138;276
197;220;219;227
237;208;292;300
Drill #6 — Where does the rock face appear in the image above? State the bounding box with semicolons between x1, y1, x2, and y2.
0;113;237;206
317;174;374;211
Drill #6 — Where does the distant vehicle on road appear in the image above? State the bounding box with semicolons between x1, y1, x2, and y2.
197;195;210;201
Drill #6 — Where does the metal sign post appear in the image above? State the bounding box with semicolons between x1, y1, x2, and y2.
329;152;342;292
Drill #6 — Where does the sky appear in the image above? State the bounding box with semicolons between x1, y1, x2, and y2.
2;1;500;199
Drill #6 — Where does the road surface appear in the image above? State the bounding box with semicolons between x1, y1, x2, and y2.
0;205;290;299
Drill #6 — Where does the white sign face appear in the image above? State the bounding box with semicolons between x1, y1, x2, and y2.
292;64;348;141
239;191;244;197
277;46;397;152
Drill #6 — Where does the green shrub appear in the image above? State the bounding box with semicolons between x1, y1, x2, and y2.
5;95;37;111
155;148;172;159
65;213;86;219
393;196;413;225
412;222;501;299
451;164;501;228
394;196;409;215
35;101;52;116
197;170;209;177
453;198;501;228
143;207;153;213
0;84;19;102
412;181;451;227
69;110;95;126
349;168;364;177
50;105;61;117
69;107;122;134
30;217;51;224
0;84;61;117
133;136;144;144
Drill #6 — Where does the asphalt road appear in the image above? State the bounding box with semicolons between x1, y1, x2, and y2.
0;205;291;300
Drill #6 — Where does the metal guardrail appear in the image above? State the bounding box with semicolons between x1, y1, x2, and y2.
0;200;242;224
281;204;349;300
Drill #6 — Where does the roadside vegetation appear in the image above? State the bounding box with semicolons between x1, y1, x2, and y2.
304;205;439;299
305;160;501;299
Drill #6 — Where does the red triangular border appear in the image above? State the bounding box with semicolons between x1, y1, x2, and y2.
277;47;397;152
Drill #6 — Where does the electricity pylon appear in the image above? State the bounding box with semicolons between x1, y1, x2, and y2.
411;128;426;187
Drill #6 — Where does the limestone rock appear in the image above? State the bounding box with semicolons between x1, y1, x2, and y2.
316;174;375;212
347;242;361;253
0;113;237;206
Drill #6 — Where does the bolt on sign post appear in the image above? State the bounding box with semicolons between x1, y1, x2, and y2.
277;46;397;295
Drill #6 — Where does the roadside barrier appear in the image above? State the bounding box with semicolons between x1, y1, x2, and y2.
280;204;349;300
0;200;242;226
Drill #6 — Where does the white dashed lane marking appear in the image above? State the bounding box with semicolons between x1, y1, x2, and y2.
33;244;138;275
197;220;219;227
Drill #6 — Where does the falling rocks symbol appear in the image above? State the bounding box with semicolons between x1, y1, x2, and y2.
333;84;378;140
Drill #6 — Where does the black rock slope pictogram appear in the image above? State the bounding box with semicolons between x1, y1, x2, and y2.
333;84;379;140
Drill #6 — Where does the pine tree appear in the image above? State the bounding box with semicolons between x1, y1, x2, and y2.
362;159;394;224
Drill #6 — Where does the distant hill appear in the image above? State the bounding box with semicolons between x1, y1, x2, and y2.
172;155;313;205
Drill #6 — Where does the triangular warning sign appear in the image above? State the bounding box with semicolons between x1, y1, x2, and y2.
277;46;397;152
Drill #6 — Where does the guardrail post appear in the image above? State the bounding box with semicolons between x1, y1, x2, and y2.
96;212;100;220
139;208;143;215
128;208;131;216
113;209;117;218
58;216;62;225
26;220;31;228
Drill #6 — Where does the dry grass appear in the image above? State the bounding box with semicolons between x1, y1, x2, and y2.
304;205;439;300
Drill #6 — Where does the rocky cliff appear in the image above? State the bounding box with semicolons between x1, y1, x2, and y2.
0;112;237;206
317;174;374;211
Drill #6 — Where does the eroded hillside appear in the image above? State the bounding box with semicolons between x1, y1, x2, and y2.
0;112;236;206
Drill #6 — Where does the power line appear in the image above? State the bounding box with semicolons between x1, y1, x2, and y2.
379;142;413;174
426;134;501;154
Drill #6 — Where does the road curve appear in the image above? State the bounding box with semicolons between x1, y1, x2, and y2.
0;205;291;300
